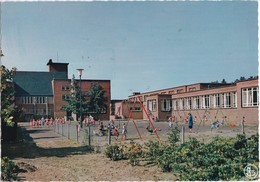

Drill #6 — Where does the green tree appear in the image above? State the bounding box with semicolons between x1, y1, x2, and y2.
1;65;18;126
61;75;88;120
1;65;21;141
221;78;227;84
86;82;108;120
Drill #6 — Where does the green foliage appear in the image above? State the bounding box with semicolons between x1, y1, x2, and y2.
61;74;88;119
125;140;143;166
1;66;19;126
168;126;180;145
86;82;107;120
1;157;19;181
104;131;259;180
144;140;165;163
144;133;259;181
104;141;143;166
104;144;126;161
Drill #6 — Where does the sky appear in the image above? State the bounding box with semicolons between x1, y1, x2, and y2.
1;1;258;99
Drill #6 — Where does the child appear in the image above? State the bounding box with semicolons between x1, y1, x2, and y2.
168;116;173;129
122;123;127;139
188;113;193;133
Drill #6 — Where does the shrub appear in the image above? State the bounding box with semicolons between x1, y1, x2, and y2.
1;157;19;181
104;144;126;161
167;126;180;145
125;140;143;166
143;140;166;164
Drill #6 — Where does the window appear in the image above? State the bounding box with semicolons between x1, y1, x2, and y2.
185;97;192;110
161;99;171;111
62;86;70;91
22;97;34;104
172;99;177;110
178;98;184;110
89;107;107;114
189;87;196;92
202;95;210;109
130;107;142;112
213;94;220;108
193;96;200;109
206;95;210;108
223;93;231;108
242;87;259;107
177;89;183;93
36;97;46;104
62;94;70;101
168;91;174;94
232;92;237;108
148;100;156;112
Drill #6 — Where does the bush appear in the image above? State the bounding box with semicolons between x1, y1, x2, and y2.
144;140;165;164
167;126;180;145
144;134;259;181
125;140;143;166
1;157;19;181
104;144;126;161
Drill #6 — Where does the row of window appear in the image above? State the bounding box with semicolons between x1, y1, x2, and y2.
21;97;47;104
172;92;237;110
23;108;52;115
147;87;259;112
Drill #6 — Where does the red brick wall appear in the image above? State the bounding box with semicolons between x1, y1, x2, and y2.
53;79;111;120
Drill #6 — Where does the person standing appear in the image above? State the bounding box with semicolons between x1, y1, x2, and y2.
168;116;173;129
188;113;193;133
122;123;127;140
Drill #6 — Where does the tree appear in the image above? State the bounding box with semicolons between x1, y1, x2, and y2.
1;65;18;126
1;65;21;141
240;76;246;81
61;75;88;120
221;79;227;84
86;82;108;120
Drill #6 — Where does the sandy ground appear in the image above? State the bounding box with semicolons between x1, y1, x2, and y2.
2;121;258;181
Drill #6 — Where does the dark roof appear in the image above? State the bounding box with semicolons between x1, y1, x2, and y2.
14;71;68;96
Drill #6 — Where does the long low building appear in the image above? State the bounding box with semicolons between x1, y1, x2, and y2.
14;60;111;121
114;78;258;125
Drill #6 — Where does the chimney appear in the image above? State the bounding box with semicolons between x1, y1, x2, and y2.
47;59;69;73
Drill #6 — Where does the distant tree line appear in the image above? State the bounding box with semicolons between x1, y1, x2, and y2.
211;76;258;84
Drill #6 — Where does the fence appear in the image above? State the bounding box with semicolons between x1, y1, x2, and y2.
53;121;114;151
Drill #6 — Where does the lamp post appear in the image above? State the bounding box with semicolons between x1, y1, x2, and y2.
77;69;84;128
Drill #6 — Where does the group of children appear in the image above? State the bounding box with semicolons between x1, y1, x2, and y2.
168;114;226;132
168;113;194;132
29;117;66;127
97;120;127;140
83;115;96;126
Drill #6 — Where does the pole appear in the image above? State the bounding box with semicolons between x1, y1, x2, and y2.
108;126;111;145
136;96;160;141
45;96;48;117
67;123;70;139
88;124;91;146
61;123;63;136
181;125;185;143
242;116;245;135
79;74;83;128
76;124;79;142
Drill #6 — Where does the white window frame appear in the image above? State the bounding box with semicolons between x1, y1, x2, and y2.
242;87;259;107
161;99;171;111
148;99;157;112
232;92;237;108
